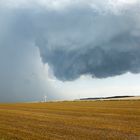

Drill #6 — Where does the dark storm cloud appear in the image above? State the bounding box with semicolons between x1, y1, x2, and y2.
37;34;140;81
0;0;140;91
34;5;140;81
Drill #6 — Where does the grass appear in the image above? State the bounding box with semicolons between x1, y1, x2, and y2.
0;100;140;140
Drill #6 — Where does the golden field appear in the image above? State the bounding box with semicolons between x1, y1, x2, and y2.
0;100;140;140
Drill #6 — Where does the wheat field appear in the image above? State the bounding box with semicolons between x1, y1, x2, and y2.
0;100;140;140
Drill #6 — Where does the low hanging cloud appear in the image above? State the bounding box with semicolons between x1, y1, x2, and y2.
35;0;140;81
1;0;140;82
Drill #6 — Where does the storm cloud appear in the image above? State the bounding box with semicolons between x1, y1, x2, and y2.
1;0;140;83
34;0;140;81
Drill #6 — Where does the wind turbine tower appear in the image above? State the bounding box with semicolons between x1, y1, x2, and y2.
44;95;47;102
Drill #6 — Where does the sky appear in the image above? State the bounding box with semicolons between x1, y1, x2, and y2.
0;0;140;102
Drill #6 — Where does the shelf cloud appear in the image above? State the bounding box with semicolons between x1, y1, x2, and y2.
35;0;140;81
0;0;140;82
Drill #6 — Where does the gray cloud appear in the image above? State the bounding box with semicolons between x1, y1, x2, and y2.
37;37;140;81
0;0;140;95
0;8;56;102
0;39;54;102
35;4;140;80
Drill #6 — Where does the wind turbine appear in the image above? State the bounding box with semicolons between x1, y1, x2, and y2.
44;95;47;102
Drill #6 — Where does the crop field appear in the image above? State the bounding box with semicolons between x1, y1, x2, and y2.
0;100;140;140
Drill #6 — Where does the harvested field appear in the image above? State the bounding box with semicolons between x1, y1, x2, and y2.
0;100;140;140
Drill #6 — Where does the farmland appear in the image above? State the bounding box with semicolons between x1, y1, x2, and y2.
0;100;140;140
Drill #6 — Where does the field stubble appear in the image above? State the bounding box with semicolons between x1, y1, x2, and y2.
0;100;140;140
